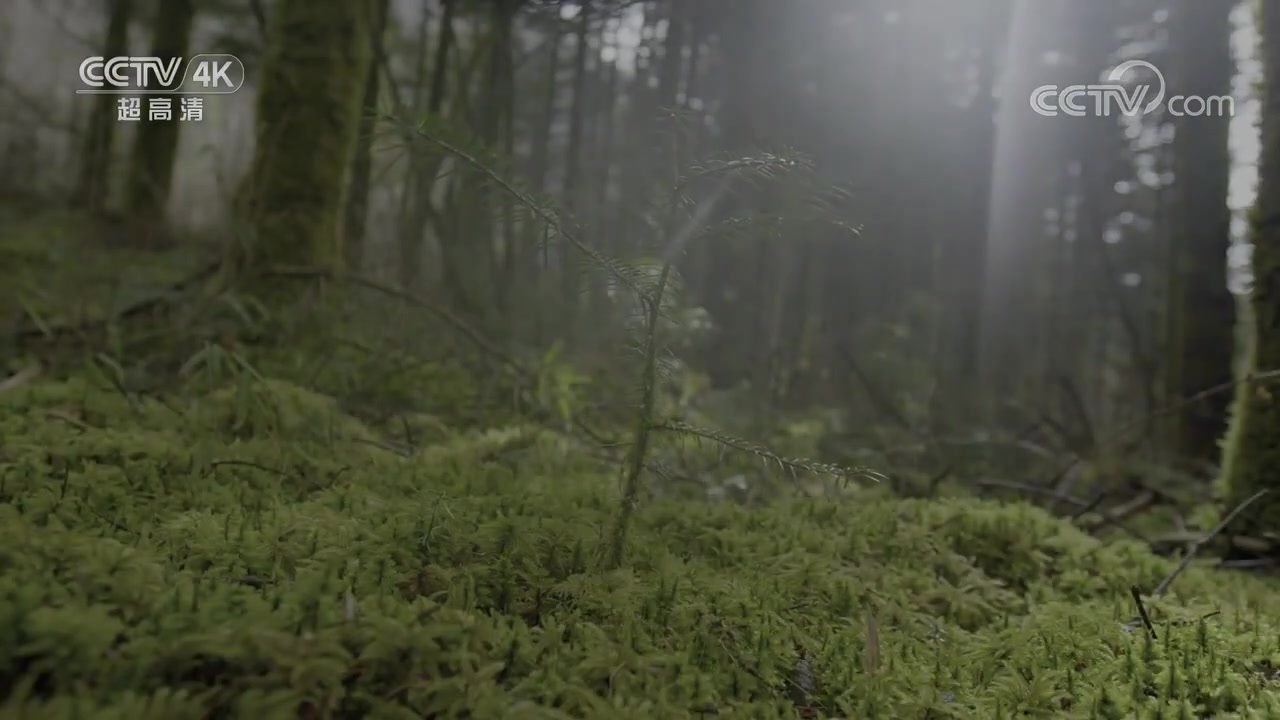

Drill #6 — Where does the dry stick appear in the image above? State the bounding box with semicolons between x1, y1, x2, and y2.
1070;489;1108;520
1129;585;1158;639
1041;368;1280;491
975;479;1150;542
1128;369;1280;443
0;363;42;395
1077;489;1158;530
1151;488;1270;598
978;478;1089;506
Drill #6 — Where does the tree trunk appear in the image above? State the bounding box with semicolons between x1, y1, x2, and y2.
979;0;1075;404
398;0;454;292
75;0;133;215
524;20;562;345
232;0;371;275
559;0;592;343
1220;0;1280;538
1166;0;1236;462
343;0;392;272
125;0;195;232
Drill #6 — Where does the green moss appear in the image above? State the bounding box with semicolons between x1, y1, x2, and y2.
3;371;1280;718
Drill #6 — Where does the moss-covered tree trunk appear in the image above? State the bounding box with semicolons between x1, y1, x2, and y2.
1219;0;1280;537
230;0;372;275
74;0;133;214
125;0;196;229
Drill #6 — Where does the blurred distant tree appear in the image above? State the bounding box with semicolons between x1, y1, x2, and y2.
125;0;197;230
397;0;456;293
73;0;133;214
1164;0;1236;463
343;0;393;271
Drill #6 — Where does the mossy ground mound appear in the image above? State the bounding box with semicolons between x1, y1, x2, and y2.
1;372;1280;719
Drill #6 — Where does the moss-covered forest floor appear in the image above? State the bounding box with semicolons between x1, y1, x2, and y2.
3;207;1280;719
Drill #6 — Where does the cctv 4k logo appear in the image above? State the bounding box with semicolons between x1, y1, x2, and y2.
77;54;245;94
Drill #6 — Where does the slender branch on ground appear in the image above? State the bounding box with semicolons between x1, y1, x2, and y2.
1151;489;1270;598
0;363;42;395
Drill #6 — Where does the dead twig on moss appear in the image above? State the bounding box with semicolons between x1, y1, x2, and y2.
1069;489;1108;520
1076;489;1158;531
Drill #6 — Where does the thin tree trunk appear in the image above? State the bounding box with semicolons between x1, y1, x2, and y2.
343;0;392;271
1166;0;1236;462
559;0;592;342
525;21;562;345
399;0;454;292
124;0;194;232
75;0;133;215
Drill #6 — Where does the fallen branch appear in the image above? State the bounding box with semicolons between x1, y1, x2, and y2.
1075;489;1158;531
1038;368;1280;491
974;479;1150;543
1151;489;1270;598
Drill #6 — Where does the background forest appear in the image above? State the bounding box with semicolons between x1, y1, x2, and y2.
4;0;1280;717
